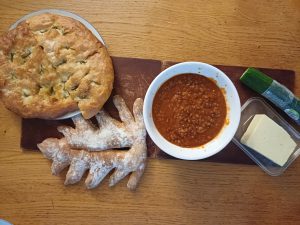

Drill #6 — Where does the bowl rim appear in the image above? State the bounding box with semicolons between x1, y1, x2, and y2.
143;61;241;160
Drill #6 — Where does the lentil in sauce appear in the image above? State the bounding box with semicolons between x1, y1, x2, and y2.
152;73;227;148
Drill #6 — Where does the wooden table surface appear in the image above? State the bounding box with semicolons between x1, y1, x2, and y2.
0;1;300;224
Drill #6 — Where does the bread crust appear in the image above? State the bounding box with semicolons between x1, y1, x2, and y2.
0;13;114;119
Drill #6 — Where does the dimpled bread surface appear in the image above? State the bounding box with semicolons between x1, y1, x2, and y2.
0;13;114;119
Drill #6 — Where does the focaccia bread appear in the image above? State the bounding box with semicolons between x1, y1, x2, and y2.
0;13;114;119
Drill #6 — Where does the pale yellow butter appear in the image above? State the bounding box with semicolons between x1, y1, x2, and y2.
241;114;297;166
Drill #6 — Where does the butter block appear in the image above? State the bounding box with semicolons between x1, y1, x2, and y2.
241;114;297;166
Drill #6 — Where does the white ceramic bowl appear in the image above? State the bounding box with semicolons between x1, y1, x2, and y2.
9;9;105;120
143;62;241;160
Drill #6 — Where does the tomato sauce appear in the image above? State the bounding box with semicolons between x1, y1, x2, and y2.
152;73;227;148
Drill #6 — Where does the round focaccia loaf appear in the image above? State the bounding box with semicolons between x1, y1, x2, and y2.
0;13;114;119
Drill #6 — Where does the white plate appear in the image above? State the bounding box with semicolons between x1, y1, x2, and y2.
9;9;106;120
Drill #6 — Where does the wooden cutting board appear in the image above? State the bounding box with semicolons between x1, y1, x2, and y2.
21;56;297;164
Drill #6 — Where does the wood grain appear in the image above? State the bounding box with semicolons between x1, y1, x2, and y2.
0;0;300;224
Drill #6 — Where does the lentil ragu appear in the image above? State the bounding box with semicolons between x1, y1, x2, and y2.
152;73;227;148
